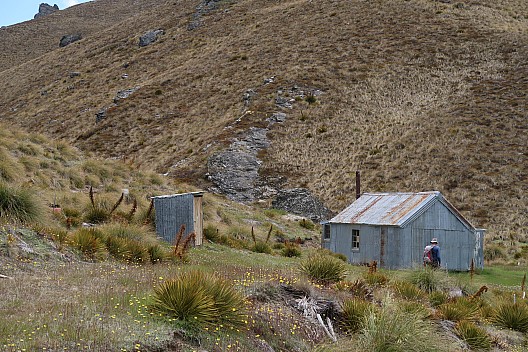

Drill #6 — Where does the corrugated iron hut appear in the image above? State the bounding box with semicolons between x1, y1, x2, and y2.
152;192;204;246
321;191;484;271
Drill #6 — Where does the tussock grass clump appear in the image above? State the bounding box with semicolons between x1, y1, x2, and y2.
358;305;435;352
429;290;449;307
0;182;42;223
299;218;315;230
104;235;131;261
84;206;110;224
454;320;491;351
101;223;155;243
299;253;347;285
281;241;302;257
398;301;431;320
148;244;168;264
492;301;528;333
410;267;442;293
203;224;220;242
340;299;373;332
437;297;480;322
150;270;245;329
251;241;272;254
392;280;425;300
125;239;149;264
217;234;248;249
263;208;287;219
363;272;389;286
0;149;23;182
69;228;107;261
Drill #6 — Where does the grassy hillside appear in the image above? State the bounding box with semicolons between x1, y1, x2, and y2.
1;121;527;351
0;0;526;246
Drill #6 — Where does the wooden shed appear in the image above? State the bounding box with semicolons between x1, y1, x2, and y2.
321;191;484;271
152;192;204;246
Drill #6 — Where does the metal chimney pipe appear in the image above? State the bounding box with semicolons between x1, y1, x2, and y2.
356;170;361;199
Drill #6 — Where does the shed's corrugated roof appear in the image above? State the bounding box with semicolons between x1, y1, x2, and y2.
151;191;204;199
329;191;470;228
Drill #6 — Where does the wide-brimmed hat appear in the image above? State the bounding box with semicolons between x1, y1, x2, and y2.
430;238;438;243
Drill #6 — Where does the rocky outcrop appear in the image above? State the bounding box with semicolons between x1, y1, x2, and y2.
207;128;270;202
188;0;225;30
272;188;332;222
59;34;82;47
34;3;59;19
139;30;164;47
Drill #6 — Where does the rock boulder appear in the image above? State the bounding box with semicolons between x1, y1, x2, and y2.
272;188;332;222
34;3;59;19
59;34;82;47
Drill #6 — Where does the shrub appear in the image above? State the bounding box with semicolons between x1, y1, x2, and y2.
282;242;302;257
273;242;285;250
299;218;315;230
305;95;317;104
454;320;491;351
217;235;248;249
150;270;245;328
299;254;347;285
340;299;373;332
410;267;441;293
392;281;425;300
69;228;107;261
483;244;506;262
0;183;42;223
203;224;220;242
252;241;272;254
492;302;528;332
437;297;480;322
263;208;287;219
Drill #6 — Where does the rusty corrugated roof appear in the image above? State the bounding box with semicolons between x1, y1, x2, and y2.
330;191;440;227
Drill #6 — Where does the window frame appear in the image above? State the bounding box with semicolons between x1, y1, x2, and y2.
351;229;360;251
323;224;331;241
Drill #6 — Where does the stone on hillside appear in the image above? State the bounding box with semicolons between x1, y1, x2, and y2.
139;30;164;47
59;34;82;47
95;108;107;123
114;87;140;103
272;188;332;222
34;3;59;19
267;112;287;124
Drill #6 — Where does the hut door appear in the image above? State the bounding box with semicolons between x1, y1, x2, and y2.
193;196;203;246
380;227;386;267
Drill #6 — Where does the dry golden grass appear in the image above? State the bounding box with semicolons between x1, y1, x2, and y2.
0;0;526;244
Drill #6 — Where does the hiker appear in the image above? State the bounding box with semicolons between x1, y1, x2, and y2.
430;238;441;268
423;243;433;267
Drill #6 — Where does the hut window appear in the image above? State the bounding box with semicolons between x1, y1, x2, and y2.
323;224;331;240
351;229;360;250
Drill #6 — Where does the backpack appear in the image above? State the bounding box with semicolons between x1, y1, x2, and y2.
423;245;433;263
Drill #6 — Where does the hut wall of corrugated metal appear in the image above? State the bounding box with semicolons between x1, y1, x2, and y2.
410;201;482;271
153;194;195;243
323;200;484;270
